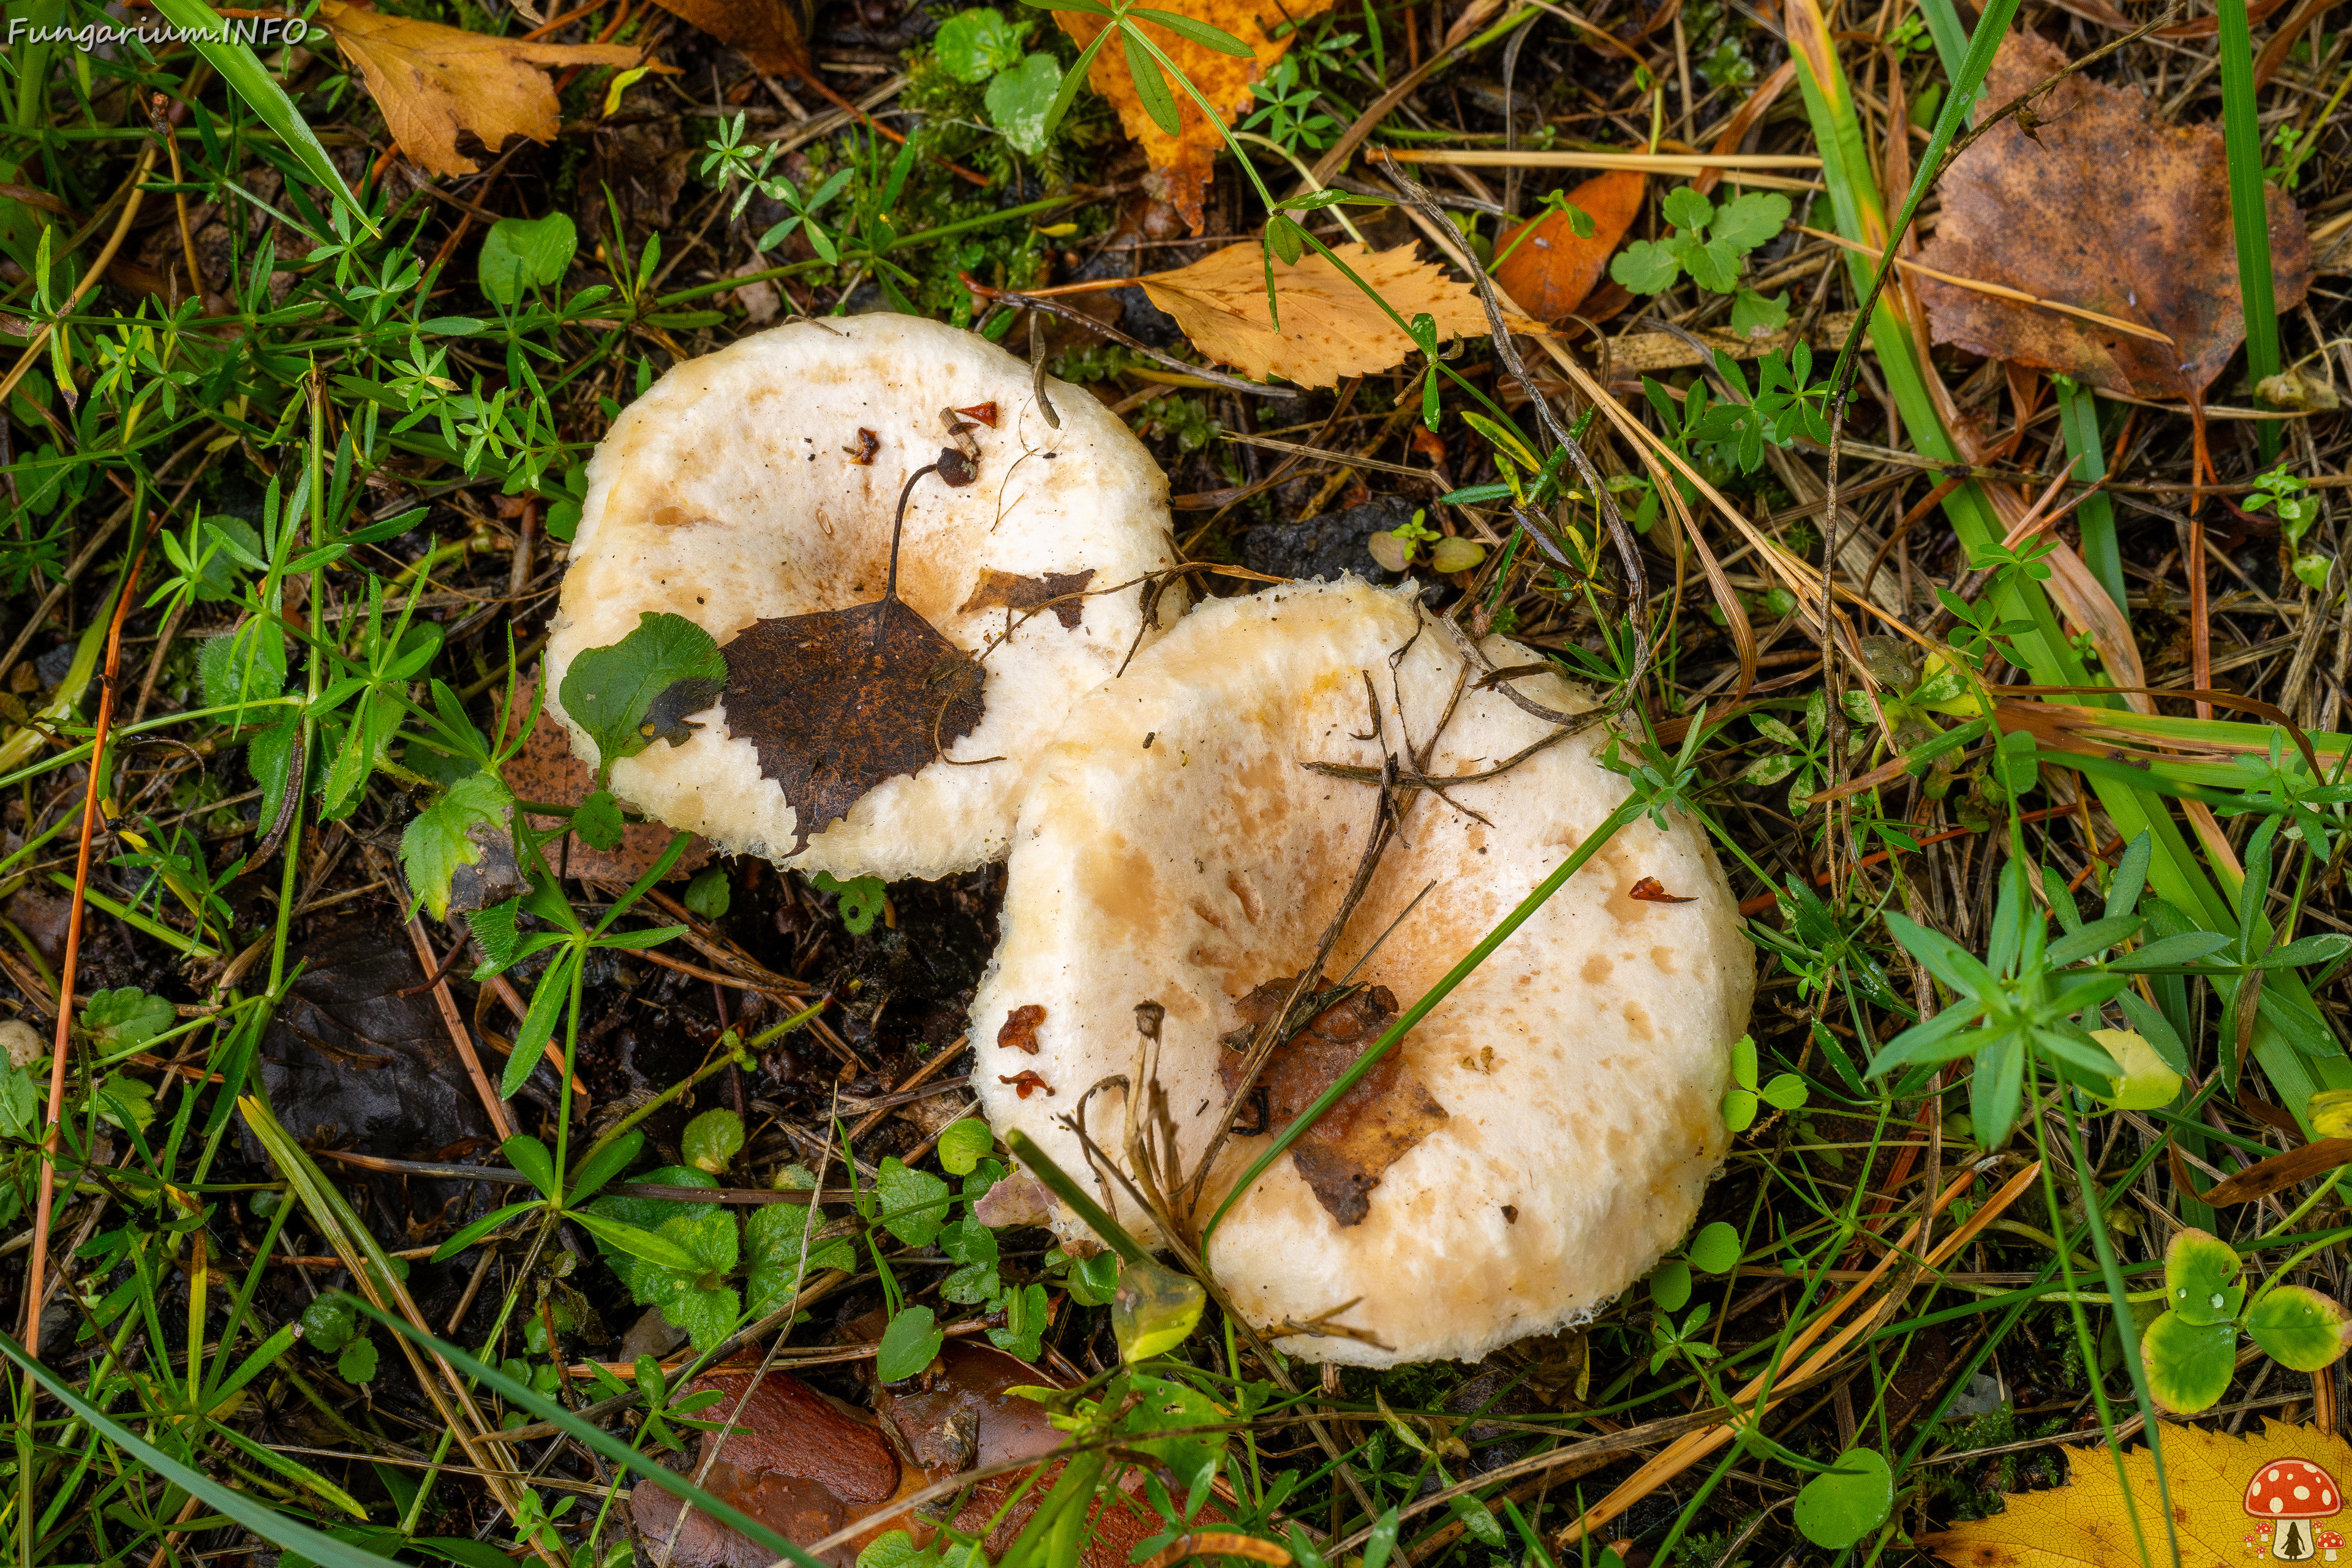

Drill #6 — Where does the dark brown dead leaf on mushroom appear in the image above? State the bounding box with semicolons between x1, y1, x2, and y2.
1217;974;1447;1227
1915;30;2311;401
958;568;1098;631
722;464;988;853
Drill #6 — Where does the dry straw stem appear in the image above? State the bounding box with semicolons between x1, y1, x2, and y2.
1558;1158;2046;1545
1377;147;1822;192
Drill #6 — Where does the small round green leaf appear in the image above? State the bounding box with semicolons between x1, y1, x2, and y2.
684;867;731;920
1758;1072;1810;1111
2143;1310;2237;1413
336;1337;379;1384
1793;1447;1892;1550
1112;1257;1205;1362
2164;1227;2245;1326
876;1305;944;1383
937;1118;995;1177
1648;1259;1693;1311
300;1294;358;1353
1687;1222;1741;1275
682;1108;745;1175
573;790;625;850
1721;1088;1758;1133
2246;1286;2351;1372
478;213;578;306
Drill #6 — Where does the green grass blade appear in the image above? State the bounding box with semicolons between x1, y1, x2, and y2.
143;0;377;237
1201;794;1647;1243
2055;378;2126;611
0;1330;411;1568
2217;0;2283;459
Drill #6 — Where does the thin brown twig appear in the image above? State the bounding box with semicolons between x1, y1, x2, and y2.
24;523;153;1357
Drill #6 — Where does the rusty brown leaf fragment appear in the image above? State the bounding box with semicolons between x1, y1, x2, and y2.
997;1003;1046;1054
958;568;1098;631
1218;974;1447;1227
1915;30;2310;401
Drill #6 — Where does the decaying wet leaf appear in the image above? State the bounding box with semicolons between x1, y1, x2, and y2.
1918;1419;2352;1567
958;568;1097;631
1492;170;1646;326
630;1371;903;1568
1142;243;1517;390
643;0;811;80
722;598;986;854
2192;1136;2352;1205
1218;974;1446;1227
1629;877;1695;903
1915;30;2310;401
499;677;710;884
997;1003;1046;1054
315;1;641;178
1058;0;1332;233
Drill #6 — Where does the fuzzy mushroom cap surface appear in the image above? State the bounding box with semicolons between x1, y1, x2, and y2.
970;578;1754;1366
545;313;1181;881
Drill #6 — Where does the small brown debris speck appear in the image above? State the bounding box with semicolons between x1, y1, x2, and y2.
1501;1205;1518;1224
846;428;880;464
1000;1069;1053;1099
1629;876;1695;903
956;401;999;427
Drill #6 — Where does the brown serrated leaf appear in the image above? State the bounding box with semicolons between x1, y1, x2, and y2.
958;568;1096;631
1057;0;1330;233
1915;30;2310;401
1219;974;1446;1227
643;0;811;79
723;598;984;854
315;1;641;178
1142;242;1520;390
720;456;986;854
1492;170;1646;326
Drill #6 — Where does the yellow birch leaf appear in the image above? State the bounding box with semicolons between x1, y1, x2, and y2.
1139;241;1533;390
1921;1420;2352;1566
1057;0;1329;234
317;1;641;178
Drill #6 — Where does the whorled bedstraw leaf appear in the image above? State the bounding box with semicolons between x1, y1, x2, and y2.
559;611;730;785
2245;1286;2351;1371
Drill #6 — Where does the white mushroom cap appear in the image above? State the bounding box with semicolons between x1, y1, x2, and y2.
545;313;1181;882
970;578;1754;1366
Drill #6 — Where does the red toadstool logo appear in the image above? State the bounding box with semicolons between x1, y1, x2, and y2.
2246;1460;2345;1561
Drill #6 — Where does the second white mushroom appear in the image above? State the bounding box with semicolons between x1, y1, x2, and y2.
971;578;1755;1366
